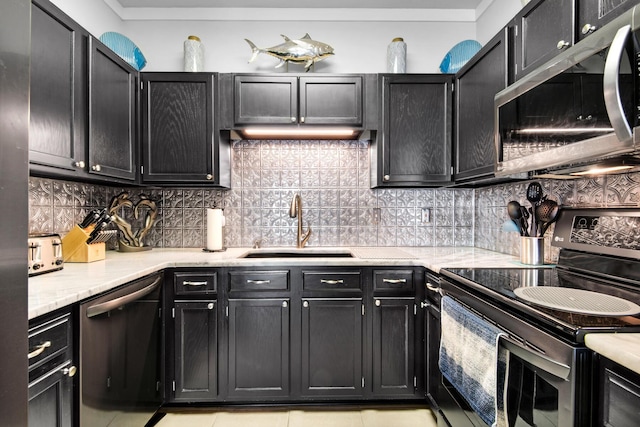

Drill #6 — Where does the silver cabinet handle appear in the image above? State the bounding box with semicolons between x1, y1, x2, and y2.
556;40;570;50
303;301;309;308
246;279;271;285
420;301;429;309
28;341;51;359
300;116;305;123
320;279;344;285
91;164;102;172
291;117;297;123
282;301;288;308
582;24;597;35
426;282;441;295
207;303;214;310
74;161;85;168
206;174;213;180
383;175;390;181
375;300;381;306
86;277;162;318
183;281;208;287
61;365;77;377
383;278;407;284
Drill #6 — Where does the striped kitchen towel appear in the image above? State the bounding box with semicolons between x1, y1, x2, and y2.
439;296;507;427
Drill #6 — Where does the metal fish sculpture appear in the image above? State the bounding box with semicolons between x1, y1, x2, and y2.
245;34;334;71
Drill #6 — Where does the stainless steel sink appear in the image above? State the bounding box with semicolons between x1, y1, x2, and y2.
240;249;353;258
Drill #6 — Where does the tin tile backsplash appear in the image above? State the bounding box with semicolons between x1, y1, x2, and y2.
28;139;640;255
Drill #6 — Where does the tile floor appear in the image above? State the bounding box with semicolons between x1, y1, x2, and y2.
155;407;437;427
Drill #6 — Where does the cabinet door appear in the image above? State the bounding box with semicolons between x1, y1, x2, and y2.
228;298;290;398
301;298;363;397
173;301;217;401
299;76;363;125
425;301;442;409
142;73;219;184
513;0;575;81
371;298;415;396
455;29;508;182
577;0;635;41
376;74;452;186
234;75;298;125
28;362;73;427
88;37;137;181
29;0;86;176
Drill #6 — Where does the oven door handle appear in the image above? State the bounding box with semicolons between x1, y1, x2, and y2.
500;335;571;381
86;276;162;318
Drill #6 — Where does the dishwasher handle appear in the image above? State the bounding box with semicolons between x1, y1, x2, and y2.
86;276;162;318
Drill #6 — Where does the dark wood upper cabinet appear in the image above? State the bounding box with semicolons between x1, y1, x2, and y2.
141;73;230;186
29;0;87;177
455;29;508;182
372;74;453;187
512;0;575;81
577;0;637;41
227;74;363;127
88;36;137;181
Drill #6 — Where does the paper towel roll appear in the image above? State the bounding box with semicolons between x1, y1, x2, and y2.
206;208;225;251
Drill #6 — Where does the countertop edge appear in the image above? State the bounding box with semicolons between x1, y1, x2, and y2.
585;333;640;376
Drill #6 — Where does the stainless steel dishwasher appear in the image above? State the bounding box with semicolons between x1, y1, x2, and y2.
79;273;163;427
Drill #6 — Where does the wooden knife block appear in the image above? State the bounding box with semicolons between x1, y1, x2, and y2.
62;225;105;263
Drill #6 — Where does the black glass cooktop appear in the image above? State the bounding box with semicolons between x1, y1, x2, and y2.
441;266;640;332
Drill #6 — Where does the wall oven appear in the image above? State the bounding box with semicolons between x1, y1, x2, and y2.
437;208;640;426
495;6;640;177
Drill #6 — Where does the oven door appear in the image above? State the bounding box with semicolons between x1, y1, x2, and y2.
499;336;573;427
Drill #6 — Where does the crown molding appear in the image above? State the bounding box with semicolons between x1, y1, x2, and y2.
103;1;478;22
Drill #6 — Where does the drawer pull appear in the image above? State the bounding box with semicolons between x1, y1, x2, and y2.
382;278;407;284
320;279;344;285
303;301;309;308
183;281;208;287
246;279;271;285
28;341;51;359
375;299;381;306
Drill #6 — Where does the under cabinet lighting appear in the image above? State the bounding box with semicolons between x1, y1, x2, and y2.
570;165;636;176
241;127;356;139
516;127;614;134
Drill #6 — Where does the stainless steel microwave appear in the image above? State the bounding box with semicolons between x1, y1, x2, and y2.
495;6;640;177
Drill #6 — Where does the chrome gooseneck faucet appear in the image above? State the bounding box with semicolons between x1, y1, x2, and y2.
289;193;311;249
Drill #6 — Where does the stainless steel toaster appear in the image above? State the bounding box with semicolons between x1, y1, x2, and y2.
28;233;64;276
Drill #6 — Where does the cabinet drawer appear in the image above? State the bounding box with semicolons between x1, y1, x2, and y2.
373;270;415;293
229;270;289;291
303;271;361;292
28;314;71;371
174;272;217;295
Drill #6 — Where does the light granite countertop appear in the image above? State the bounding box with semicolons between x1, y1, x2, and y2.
30;245;640;375
585;333;640;375
29;246;522;320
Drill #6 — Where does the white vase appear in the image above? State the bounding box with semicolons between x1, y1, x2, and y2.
387;37;407;73
184;35;204;72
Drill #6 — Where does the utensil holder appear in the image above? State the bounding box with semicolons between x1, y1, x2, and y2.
62;225;106;263
520;236;544;265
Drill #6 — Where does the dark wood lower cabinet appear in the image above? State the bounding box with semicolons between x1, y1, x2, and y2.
301;298;363;397
173;301;217;401
28;363;73;427
228;298;290;399
167;267;424;404
372;298;415;396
